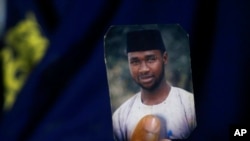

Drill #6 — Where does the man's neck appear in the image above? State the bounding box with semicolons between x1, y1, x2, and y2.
141;81;171;105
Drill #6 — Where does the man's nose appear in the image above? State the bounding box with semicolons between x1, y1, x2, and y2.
139;61;149;73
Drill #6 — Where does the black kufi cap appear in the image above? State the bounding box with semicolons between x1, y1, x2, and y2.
126;29;166;53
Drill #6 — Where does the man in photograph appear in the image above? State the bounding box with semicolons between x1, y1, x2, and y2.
112;29;196;141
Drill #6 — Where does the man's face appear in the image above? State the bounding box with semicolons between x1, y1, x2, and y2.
128;50;167;91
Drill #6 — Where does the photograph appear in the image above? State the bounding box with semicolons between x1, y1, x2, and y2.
104;24;196;141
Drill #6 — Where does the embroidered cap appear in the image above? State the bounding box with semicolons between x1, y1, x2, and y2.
126;29;166;53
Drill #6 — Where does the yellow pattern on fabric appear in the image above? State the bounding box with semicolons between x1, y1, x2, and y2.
0;12;49;110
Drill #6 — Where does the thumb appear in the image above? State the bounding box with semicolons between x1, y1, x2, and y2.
131;115;161;141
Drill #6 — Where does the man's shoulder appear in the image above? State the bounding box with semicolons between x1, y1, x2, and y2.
171;86;194;105
171;86;193;97
113;92;139;117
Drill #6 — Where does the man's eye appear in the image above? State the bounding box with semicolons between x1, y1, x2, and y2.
130;60;139;65
147;56;157;63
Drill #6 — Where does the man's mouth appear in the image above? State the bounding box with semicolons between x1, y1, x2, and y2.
139;75;154;83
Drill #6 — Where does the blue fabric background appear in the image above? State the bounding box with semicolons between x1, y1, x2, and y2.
0;0;249;141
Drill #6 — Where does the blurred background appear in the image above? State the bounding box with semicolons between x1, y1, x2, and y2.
105;24;193;112
0;0;250;141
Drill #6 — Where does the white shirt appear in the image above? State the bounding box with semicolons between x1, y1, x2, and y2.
112;86;196;141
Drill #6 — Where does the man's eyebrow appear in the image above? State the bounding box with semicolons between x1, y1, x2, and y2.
129;56;139;60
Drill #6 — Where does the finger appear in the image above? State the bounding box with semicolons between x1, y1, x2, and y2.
131;115;161;141
160;139;171;141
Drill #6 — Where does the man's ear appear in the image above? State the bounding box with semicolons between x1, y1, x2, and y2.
163;51;168;64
